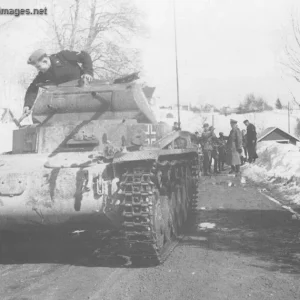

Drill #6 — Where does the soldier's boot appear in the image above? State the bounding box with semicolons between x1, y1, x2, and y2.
235;165;241;176
229;166;235;174
213;162;219;174
203;163;209;176
203;169;210;176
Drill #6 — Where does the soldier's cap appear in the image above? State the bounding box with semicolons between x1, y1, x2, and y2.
230;119;237;124
243;119;249;124
203;123;209;128
209;126;215;130
27;49;47;65
195;131;199;134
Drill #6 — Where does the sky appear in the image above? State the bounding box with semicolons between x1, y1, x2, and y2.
1;0;300;110
136;0;300;107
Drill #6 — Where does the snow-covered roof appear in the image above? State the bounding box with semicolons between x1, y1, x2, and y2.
258;127;300;143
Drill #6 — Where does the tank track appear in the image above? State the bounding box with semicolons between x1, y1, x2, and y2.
118;153;200;264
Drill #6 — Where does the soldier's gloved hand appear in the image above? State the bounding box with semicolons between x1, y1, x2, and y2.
237;149;242;154
81;74;93;83
23;106;30;115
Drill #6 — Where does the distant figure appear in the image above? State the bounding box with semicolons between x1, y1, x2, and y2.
200;123;214;176
218;132;227;171
226;119;243;175
194;131;201;145
208;126;220;174
172;121;180;131
241;129;248;164
243;120;258;163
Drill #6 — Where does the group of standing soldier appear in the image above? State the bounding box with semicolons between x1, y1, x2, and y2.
195;119;258;176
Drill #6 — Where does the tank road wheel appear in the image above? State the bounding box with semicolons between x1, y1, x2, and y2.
152;191;164;251
180;178;189;223
169;190;179;237
186;163;194;200
152;192;172;253
186;161;199;211
175;184;184;230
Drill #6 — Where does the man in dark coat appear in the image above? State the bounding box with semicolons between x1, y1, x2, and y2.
218;132;227;171
23;49;94;114
226;119;243;175
243;120;258;163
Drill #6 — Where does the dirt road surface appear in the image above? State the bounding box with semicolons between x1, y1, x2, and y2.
1;173;300;300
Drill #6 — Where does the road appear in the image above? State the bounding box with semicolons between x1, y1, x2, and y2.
1;173;300;300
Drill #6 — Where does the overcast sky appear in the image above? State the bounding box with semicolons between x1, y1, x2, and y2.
1;0;300;109
137;0;300;107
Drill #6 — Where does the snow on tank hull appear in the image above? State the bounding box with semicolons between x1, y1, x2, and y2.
0;153;114;232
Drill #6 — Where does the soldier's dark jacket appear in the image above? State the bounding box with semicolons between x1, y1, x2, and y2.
246;123;257;145
24;50;93;108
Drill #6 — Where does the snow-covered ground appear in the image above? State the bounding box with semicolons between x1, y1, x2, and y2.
242;141;300;206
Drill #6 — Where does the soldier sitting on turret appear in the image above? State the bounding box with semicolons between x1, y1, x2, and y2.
23;49;94;115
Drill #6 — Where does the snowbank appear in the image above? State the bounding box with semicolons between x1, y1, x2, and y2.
243;141;300;205
251;141;300;178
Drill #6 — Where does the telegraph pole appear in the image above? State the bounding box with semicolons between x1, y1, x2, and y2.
288;101;290;133
173;0;181;129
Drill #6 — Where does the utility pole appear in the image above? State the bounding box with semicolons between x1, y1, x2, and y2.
288;101;290;133
173;0;181;130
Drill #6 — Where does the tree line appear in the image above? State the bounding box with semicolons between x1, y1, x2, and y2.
190;94;291;115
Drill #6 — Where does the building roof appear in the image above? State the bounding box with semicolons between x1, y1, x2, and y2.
257;127;300;143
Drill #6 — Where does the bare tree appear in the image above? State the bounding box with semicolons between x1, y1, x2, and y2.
284;13;300;83
0;18;16;31
49;0;148;79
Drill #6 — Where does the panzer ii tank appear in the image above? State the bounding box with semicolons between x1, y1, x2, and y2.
0;78;200;264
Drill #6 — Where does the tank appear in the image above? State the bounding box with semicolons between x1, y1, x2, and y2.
0;77;200;264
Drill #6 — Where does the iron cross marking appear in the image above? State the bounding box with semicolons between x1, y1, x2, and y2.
145;124;157;145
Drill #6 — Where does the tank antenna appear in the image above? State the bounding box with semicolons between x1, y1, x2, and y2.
173;0;181;130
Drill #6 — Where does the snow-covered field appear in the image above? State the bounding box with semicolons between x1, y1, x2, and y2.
158;108;300;137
